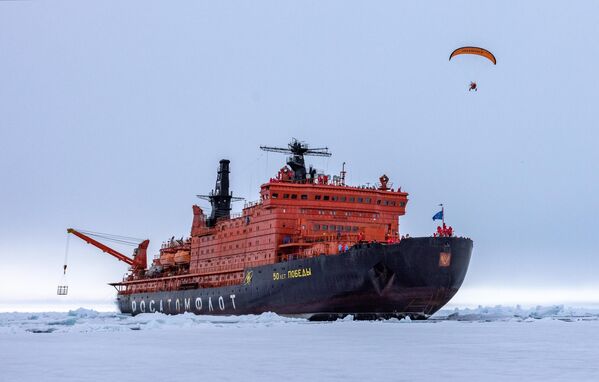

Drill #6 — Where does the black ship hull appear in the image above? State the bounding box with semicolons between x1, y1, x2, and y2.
117;237;473;320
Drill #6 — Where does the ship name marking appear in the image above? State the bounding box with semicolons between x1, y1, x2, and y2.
288;267;312;279
131;294;237;314
273;267;312;281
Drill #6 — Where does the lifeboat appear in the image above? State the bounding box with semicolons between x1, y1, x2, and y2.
174;250;191;264
160;251;175;266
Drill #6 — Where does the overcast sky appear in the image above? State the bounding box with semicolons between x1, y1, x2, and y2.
1;1;597;307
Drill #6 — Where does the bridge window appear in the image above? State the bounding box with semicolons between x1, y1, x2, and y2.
313;224;320;230
291;194;297;199
358;197;363;203
323;195;330;201
272;193;278;198
340;196;346;202
349;197;355;202
301;194;308;200
283;194;290;199
377;199;381;205
322;225;328;231
365;198;371;204
400;202;406;207
331;196;338;201
315;195;322;200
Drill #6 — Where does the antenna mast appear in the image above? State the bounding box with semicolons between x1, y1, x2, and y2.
260;138;331;182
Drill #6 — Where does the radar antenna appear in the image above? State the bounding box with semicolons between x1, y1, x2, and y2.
260;138;331;182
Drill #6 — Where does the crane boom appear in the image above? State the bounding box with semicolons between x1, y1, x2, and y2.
66;228;148;270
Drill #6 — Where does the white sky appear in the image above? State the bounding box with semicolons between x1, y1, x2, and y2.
0;1;598;305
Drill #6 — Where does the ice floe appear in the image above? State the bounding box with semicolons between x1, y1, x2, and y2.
0;305;597;334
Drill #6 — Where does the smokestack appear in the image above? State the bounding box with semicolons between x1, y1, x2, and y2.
207;159;232;226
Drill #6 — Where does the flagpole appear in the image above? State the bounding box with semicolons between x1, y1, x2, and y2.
440;203;444;226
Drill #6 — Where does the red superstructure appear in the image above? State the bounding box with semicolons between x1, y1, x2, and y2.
104;140;408;295
185;177;407;285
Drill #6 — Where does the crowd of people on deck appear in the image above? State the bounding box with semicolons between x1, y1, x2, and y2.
336;223;456;255
434;223;453;237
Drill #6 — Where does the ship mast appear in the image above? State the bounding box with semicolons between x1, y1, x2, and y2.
260;138;332;182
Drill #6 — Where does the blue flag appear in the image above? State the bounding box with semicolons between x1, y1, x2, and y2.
432;210;443;221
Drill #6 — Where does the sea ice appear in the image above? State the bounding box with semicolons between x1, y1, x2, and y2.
0;306;598;381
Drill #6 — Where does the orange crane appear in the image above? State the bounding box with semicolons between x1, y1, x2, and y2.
66;228;149;272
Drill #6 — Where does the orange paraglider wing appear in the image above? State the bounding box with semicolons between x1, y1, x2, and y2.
449;46;496;65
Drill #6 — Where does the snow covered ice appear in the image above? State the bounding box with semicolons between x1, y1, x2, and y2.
0;306;598;382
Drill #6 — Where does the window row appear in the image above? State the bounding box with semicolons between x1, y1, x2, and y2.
271;192;402;206
313;224;360;232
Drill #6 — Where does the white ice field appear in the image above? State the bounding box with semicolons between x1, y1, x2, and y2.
1;306;598;382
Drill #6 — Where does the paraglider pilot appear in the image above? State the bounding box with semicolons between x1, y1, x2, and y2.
469;82;477;91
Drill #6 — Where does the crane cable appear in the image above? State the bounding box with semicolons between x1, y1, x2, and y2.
57;233;70;295
73;229;143;246
62;233;70;276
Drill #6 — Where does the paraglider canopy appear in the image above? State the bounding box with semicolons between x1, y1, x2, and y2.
449;46;496;65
